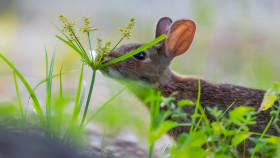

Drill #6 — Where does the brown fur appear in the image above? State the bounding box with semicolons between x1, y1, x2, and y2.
101;17;278;157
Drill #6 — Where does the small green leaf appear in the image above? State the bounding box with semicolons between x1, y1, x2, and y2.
223;130;236;136
229;106;255;124
264;136;280;145
211;122;225;135
191;113;201;120
149;121;177;145
178;100;194;107
170;146;209;158
232;132;252;146
258;89;277;112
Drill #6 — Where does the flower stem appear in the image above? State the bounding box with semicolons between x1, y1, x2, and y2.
110;37;124;54
80;70;96;127
149;144;154;158
87;32;94;60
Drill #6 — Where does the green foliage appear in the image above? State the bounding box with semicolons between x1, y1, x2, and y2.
145;89;183;158
0;102;18;125
170;131;209;158
229;106;256;131
232;133;252;146
259;89;278;112
1;14;280;158
249;137;278;158
264;82;280;133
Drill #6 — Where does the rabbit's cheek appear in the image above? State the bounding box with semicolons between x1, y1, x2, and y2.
107;67;123;78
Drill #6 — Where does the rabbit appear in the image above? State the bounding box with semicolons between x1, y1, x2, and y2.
101;17;279;156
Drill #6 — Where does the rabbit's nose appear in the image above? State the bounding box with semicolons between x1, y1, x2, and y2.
102;56;110;64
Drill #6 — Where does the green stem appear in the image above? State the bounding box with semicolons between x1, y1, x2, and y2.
250;117;274;158
190;79;201;133
149;144;154;158
80;70;96;127
110;37;124;54
87;32;93;60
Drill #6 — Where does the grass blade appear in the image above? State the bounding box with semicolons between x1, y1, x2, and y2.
33;71;76;91
0;53;45;123
52;22;86;58
190;79;202;133
72;63;84;121
78;81;86;114
98;34;167;69
13;68;24;122
46;48;56;138
54;62;65;136
56;36;84;57
59;62;65;98
80;70;96;127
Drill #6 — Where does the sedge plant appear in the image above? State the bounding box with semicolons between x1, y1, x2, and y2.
54;14;167;128
0;15;166;144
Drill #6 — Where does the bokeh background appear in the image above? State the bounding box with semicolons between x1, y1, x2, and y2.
0;0;280;145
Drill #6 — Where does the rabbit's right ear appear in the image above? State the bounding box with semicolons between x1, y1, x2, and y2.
155;17;173;38
165;20;196;58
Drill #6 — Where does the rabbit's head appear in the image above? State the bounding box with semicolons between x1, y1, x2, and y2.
101;17;196;85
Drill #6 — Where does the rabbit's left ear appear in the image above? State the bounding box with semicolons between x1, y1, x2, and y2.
155;17;173;38
165;20;196;58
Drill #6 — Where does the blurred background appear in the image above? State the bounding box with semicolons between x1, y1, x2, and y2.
0;0;280;146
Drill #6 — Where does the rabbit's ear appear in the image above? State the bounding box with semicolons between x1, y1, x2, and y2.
165;20;196;58
155;17;173;38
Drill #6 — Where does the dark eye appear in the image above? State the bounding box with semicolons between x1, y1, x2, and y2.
133;51;147;60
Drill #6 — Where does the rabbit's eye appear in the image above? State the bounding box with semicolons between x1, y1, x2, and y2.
133;51;147;60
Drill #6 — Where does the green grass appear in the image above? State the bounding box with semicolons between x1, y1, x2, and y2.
0;15;166;146
0;15;280;158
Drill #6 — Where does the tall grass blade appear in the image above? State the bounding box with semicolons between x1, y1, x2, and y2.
33;71;76;91
12;68;24;122
0;53;45;124
56;36;84;58
55;62;65;136
59;62;64;98
46;48;56;138
98;34;167;69
78;81;86;114
72;63;84;121
81;70;96;127
190;79;202;133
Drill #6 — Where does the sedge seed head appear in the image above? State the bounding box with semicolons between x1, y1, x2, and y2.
96;38;112;54
79;17;99;33
118;18;136;39
58;14;76;32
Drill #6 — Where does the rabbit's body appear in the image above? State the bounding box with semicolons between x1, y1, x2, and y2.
157;71;278;138
101;17;278;156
